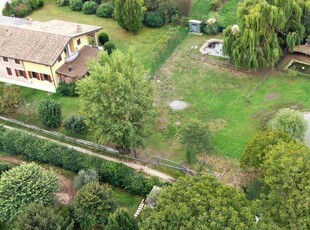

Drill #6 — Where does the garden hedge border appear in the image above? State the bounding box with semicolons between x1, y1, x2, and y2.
0;127;162;195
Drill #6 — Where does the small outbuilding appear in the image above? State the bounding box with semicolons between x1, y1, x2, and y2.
189;20;203;35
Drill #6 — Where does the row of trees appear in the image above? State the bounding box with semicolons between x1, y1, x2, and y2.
223;0;310;69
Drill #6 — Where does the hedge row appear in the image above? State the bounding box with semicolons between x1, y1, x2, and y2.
0;128;162;195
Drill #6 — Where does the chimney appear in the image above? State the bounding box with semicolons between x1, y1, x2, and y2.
68;66;72;72
77;25;82;32
26;17;32;25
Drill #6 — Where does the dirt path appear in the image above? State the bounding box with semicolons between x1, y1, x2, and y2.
2;125;175;182
0;156;75;204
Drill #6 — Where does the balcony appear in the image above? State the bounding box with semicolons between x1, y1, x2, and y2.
65;51;79;63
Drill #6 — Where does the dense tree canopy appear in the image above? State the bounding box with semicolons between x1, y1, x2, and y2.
106;207;139;230
241;131;294;169
74;182;116;229
140;175;273;229
223;0;310;69
14;203;64;230
261;141;310;229
77;48;155;152
0;163;58;222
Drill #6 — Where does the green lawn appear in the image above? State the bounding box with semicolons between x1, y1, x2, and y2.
191;0;244;27
146;34;310;159
29;2;170;70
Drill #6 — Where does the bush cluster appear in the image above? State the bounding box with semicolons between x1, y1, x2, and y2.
70;0;83;11
96;3;114;18
145;12;164;28
0;162;14;175
209;0;224;11
103;41;116;55
2;0;44;17
82;1;97;15
64;115;88;134
57;82;79;97
0;128;161;195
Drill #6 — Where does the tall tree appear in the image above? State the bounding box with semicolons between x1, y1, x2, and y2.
77;48;155;152
114;0;145;34
223;0;310;69
140;175;273;229
106;207;139;230
74;182;116;229
261;142;310;229
0;163;58;222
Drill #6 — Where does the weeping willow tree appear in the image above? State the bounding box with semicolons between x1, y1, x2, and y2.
223;0;310;70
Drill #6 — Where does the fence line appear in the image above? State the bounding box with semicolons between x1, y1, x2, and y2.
0;116;196;176
245;74;269;102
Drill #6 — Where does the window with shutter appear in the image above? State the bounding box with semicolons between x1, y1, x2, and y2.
28;71;32;78
6;68;12;75
15;69;19;77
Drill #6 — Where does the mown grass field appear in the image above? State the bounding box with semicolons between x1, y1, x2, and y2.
7;1;310;162
191;0;244;27
147;34;310;159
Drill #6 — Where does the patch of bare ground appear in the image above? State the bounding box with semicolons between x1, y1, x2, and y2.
265;93;280;100
199;154;242;189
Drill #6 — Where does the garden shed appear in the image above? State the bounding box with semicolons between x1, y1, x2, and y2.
189;20;203;35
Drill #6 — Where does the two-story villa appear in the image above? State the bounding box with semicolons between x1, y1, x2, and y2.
0;16;102;92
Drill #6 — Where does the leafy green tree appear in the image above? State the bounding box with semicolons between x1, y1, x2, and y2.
114;0;145;34
106;207;138;230
74;182;116;229
38;99;62;129
241;131;294;169
272;108;307;140
223;0;309;69
0;84;21;114
14;203;64;230
180;120;212;164
0;163;58;222
73;168;99;190
77;48;155;152
140;175;273;229
261;141;310;229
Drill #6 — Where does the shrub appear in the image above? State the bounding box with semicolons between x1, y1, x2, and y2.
106;207;138;230
96;3;114;18
57;82;79;97
0;163;58;222
14;203;64;230
28;0;44;10
64;115;88;134
0;162;15;175
70;0;83;11
0;128;161;195
38;99;62;129
145;0;159;11
57;0;69;6
2;2;12;16
74;169;99;190
13;2;31;18
180;120;212;164
98;32;109;45
82;1;97;15
0;84;21;114
74;182;116;229
103;41;116;55
145;12;164;28
272;108;307;140
209;0;222;11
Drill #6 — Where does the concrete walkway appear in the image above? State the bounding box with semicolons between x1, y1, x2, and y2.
3;125;175;182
